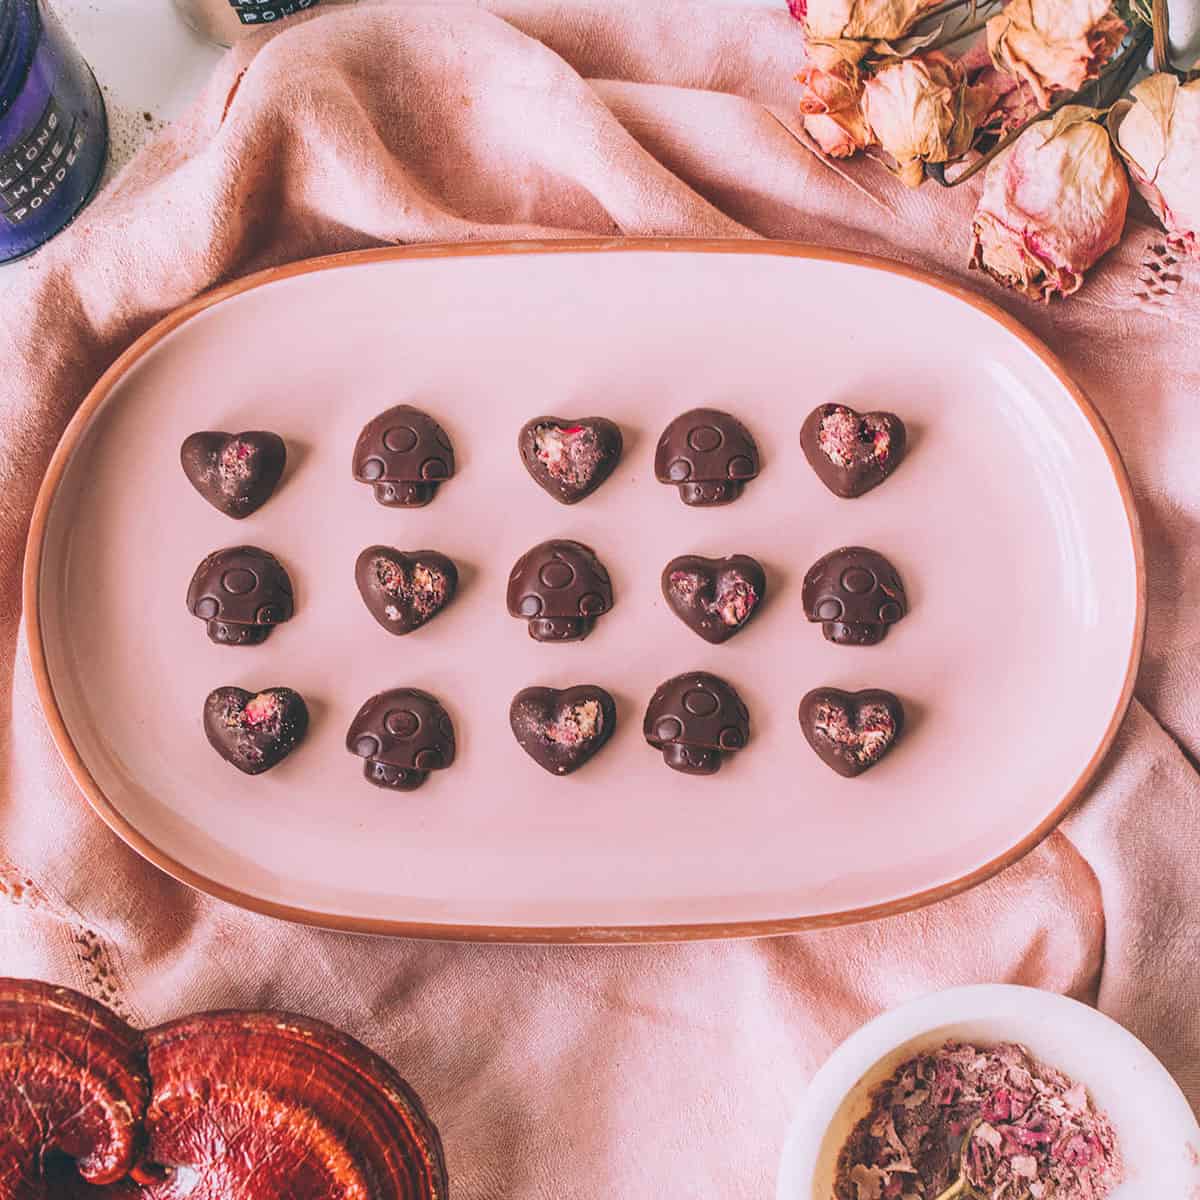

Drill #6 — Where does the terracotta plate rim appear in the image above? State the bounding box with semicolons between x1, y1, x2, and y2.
22;238;1147;944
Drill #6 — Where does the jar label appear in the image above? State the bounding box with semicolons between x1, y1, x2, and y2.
0;96;90;227
229;0;320;23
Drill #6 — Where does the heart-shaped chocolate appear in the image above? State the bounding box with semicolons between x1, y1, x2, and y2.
509;685;617;775
203;686;309;775
518;416;623;505
181;431;286;519
355;546;458;635
800;404;906;499
661;554;766;644
799;687;903;777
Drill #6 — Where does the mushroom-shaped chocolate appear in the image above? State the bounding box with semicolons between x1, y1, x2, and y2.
506;539;613;642
654;408;760;506
352;404;455;507
643;671;750;775
186;546;294;645
346;688;456;790
802;546;907;646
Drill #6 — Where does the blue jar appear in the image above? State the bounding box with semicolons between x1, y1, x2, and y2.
0;0;107;263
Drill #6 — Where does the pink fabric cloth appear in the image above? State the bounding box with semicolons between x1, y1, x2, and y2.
1;2;1198;1193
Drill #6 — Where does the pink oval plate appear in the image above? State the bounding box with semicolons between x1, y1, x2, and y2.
24;240;1145;942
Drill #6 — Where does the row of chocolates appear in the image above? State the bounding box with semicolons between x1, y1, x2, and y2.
204;676;904;784
178;400;908;519
186;543;909;647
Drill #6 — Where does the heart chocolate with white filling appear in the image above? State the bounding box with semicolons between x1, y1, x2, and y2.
800;404;906;498
661;554;766;644
519;416;623;505
180;431;287;518
355;546;458;635
798;687;904;777
509;685;617;775
203;686;309;775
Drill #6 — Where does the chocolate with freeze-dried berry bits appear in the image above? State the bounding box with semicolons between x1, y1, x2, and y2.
203;686;309;774
519;416;623;504
801;403;906;498
181;430;286;518
799;686;903;777
355;546;458;635
510;685;617;775
661;554;765;644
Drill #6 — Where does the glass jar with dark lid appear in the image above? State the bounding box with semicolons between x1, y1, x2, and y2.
0;0;107;263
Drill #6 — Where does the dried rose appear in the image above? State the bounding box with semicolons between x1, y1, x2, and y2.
970;107;1129;301
803;0;939;41
1111;73;1200;256
863;52;994;187
797;39;873;158
987;0;1126;109
803;109;874;157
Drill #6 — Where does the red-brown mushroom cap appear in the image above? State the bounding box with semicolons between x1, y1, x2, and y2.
352;406;456;508
0;979;147;1195
133;1010;447;1200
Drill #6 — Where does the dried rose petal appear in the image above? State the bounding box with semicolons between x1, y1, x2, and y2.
987;0;1126;110
970;107;1128;302
863;52;993;187
834;1041;1122;1200
804;0;940;40
1112;73;1200;256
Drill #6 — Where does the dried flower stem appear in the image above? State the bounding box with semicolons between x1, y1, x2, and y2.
928;15;989;50
926;23;1153;185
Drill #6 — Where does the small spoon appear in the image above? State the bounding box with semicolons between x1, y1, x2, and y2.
932;1121;988;1200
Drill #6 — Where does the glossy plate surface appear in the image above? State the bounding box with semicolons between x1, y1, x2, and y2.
26;241;1143;941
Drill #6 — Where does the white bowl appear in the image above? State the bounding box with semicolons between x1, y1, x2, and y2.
778;985;1200;1200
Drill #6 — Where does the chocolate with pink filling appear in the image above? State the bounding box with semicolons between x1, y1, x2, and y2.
661;554;766;644
800;403;906;499
509;685;617;775
203;686;309;775
799;687;903;777
181;430;287;518
834;1041;1122;1200
519;416;623;505
355;546;458;635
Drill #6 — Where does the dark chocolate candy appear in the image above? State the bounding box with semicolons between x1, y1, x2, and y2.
186;546;294;645
351;404;455;507
642;671;749;776
661;554;766;644
654;408;760;507
203;686;309;775
509;685;617;775
506;539;613;643
355;546;458;635
345;688;456;791
799;687;904;777
518;416;623;505
800;403;906;499
802;546;906;646
180;430;286;519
